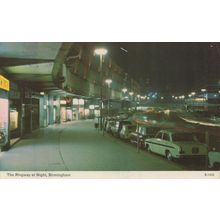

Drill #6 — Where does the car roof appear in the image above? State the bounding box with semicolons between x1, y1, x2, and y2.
158;129;195;134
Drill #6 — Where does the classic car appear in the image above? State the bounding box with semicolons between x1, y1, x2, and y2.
145;130;208;160
129;125;159;147
111;120;132;137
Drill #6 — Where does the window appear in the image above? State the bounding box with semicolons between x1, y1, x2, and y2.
156;132;163;139
163;133;170;141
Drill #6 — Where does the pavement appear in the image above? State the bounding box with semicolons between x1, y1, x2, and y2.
0;120;184;171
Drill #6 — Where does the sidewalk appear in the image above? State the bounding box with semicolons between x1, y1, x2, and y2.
0;120;183;171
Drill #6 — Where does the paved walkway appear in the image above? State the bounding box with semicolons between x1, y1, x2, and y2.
0;120;183;171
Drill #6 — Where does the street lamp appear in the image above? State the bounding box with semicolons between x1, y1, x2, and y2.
105;79;112;88
122;88;127;93
94;47;108;130
105;78;112;117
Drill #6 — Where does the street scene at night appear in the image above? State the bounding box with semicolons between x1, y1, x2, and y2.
0;42;220;172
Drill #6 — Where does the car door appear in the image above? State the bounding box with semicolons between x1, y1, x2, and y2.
150;131;163;154
160;132;172;156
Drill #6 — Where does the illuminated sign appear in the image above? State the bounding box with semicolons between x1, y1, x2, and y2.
0;75;10;91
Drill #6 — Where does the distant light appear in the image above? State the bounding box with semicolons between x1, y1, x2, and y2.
137;94;140;98
175;97;178;100
60;100;66;105
201;89;206;92
73;98;79;105
210;44;214;48
40;92;45;95
122;88;127;93
129;92;134;96
218;90;220;94
191;92;196;96
182;95;185;99
161;97;164;100
105;79;112;86
172;95;175;98
188;94;192;97
79;99;84;105
94;48;108;56
195;98;206;102
89;105;95;110
120;47;128;53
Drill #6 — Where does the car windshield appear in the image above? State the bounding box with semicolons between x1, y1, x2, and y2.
172;133;196;142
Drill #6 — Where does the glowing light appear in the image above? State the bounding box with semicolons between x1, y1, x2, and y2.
105;79;112;86
94;48;108;56
122;88;127;93
129;92;134;96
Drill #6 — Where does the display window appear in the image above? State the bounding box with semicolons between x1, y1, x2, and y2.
66;108;72;121
60;107;66;122
10;108;18;131
0;98;9;145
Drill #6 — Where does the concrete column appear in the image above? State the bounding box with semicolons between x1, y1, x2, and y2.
48;95;54;125
56;96;61;124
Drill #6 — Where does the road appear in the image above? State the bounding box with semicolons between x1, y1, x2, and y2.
0;120;185;171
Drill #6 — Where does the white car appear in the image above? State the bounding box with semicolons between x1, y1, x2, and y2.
145;130;208;160
208;147;220;169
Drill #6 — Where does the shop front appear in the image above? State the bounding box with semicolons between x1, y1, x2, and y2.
0;74;10;151
9;82;21;140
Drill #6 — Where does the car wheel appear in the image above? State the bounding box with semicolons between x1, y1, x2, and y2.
166;151;173;161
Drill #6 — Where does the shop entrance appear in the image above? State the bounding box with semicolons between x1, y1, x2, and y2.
23;98;40;134
32;98;39;130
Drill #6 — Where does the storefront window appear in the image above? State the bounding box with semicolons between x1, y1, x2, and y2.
0;98;9;145
10;108;19;131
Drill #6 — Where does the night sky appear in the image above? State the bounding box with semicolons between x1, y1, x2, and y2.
105;43;220;94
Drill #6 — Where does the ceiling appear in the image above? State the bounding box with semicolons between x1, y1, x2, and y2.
0;43;62;91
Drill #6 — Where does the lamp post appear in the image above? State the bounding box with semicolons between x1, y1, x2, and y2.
105;79;112;118
94;48;108;130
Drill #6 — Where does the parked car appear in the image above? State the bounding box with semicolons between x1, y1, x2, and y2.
111;120;131;137
119;124;136;140
145;130;208;160
208;146;220;169
129;125;160;148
